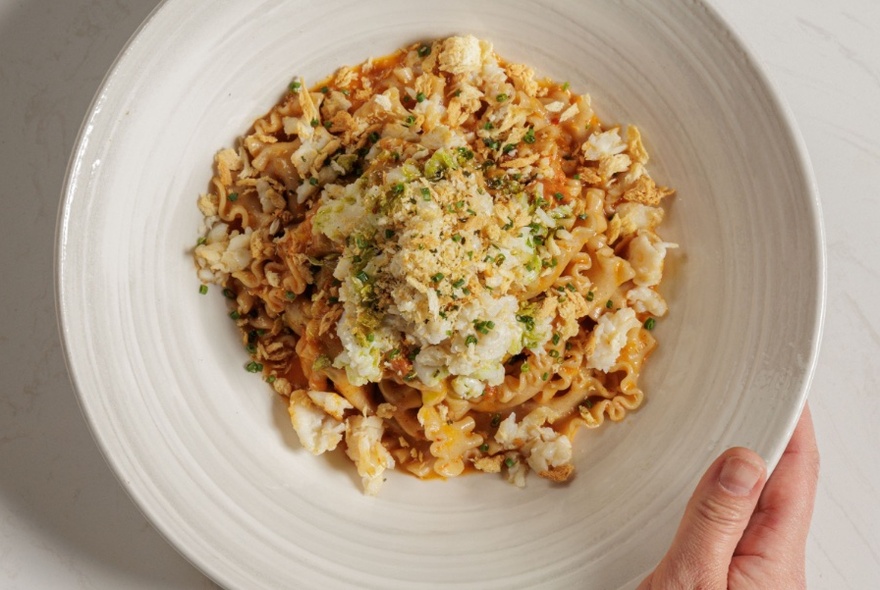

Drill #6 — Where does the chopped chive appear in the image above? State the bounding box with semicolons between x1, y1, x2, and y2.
289;79;301;92
523;127;536;144
541;372;549;381
465;334;478;346
644;317;656;330
245;361;263;373
431;272;444;283
416;92;426;103
551;333;560;345
356;271;370;284
198;284;208;295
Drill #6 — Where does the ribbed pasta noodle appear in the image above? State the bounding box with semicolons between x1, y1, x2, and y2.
193;35;676;495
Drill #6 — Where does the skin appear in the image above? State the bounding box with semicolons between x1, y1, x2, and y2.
638;404;819;590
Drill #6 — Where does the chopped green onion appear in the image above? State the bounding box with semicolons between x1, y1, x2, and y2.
416;92;426;103
504;457;516;468
586;291;595;302
245;361;263;373
229;310;241;320
309;177;318;186
198;284;208;295
285;291;295;300
404;115;416;127
289;79;302;92
227;192;239;202
606;299;613;309
196;236;207;246
310;118;319;127
465;335;478;346
222;288;235;299
320;85;329;94
368;131;380;143
551;333;560;345
496;93;508;102
356;271;370;284
417;44;431;57
523;127;536;144
384;229;395;239
431;272;444;283
479;443;489;453
266;375;276;384
541;372;549;381
644;317;656;330
490;413;502;427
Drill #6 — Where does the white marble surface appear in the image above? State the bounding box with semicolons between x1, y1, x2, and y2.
0;0;876;588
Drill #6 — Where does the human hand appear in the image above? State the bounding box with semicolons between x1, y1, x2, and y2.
638;404;819;589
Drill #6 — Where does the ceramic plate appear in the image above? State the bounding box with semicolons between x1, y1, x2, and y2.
56;1;824;588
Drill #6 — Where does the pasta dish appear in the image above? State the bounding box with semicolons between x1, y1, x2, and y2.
194;36;675;495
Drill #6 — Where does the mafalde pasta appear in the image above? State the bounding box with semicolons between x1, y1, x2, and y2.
193;35;676;495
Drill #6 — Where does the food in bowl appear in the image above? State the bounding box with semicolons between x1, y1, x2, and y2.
193;35;675;495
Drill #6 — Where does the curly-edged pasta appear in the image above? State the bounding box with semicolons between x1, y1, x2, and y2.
193;35;676;495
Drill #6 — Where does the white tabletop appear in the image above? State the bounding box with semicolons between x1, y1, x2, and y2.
0;0;877;588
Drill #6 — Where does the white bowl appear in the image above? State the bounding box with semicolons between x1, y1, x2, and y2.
56;1;825;588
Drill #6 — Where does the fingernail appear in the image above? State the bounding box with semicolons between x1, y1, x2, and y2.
719;457;763;496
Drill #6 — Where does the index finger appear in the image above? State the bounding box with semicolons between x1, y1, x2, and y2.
734;403;820;559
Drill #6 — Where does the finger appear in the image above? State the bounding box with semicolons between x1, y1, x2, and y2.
735;404;819;562
643;447;767;590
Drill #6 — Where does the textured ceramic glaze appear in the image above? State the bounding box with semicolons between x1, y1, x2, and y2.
56;1;824;588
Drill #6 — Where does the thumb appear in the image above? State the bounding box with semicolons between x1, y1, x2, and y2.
641;448;767;590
